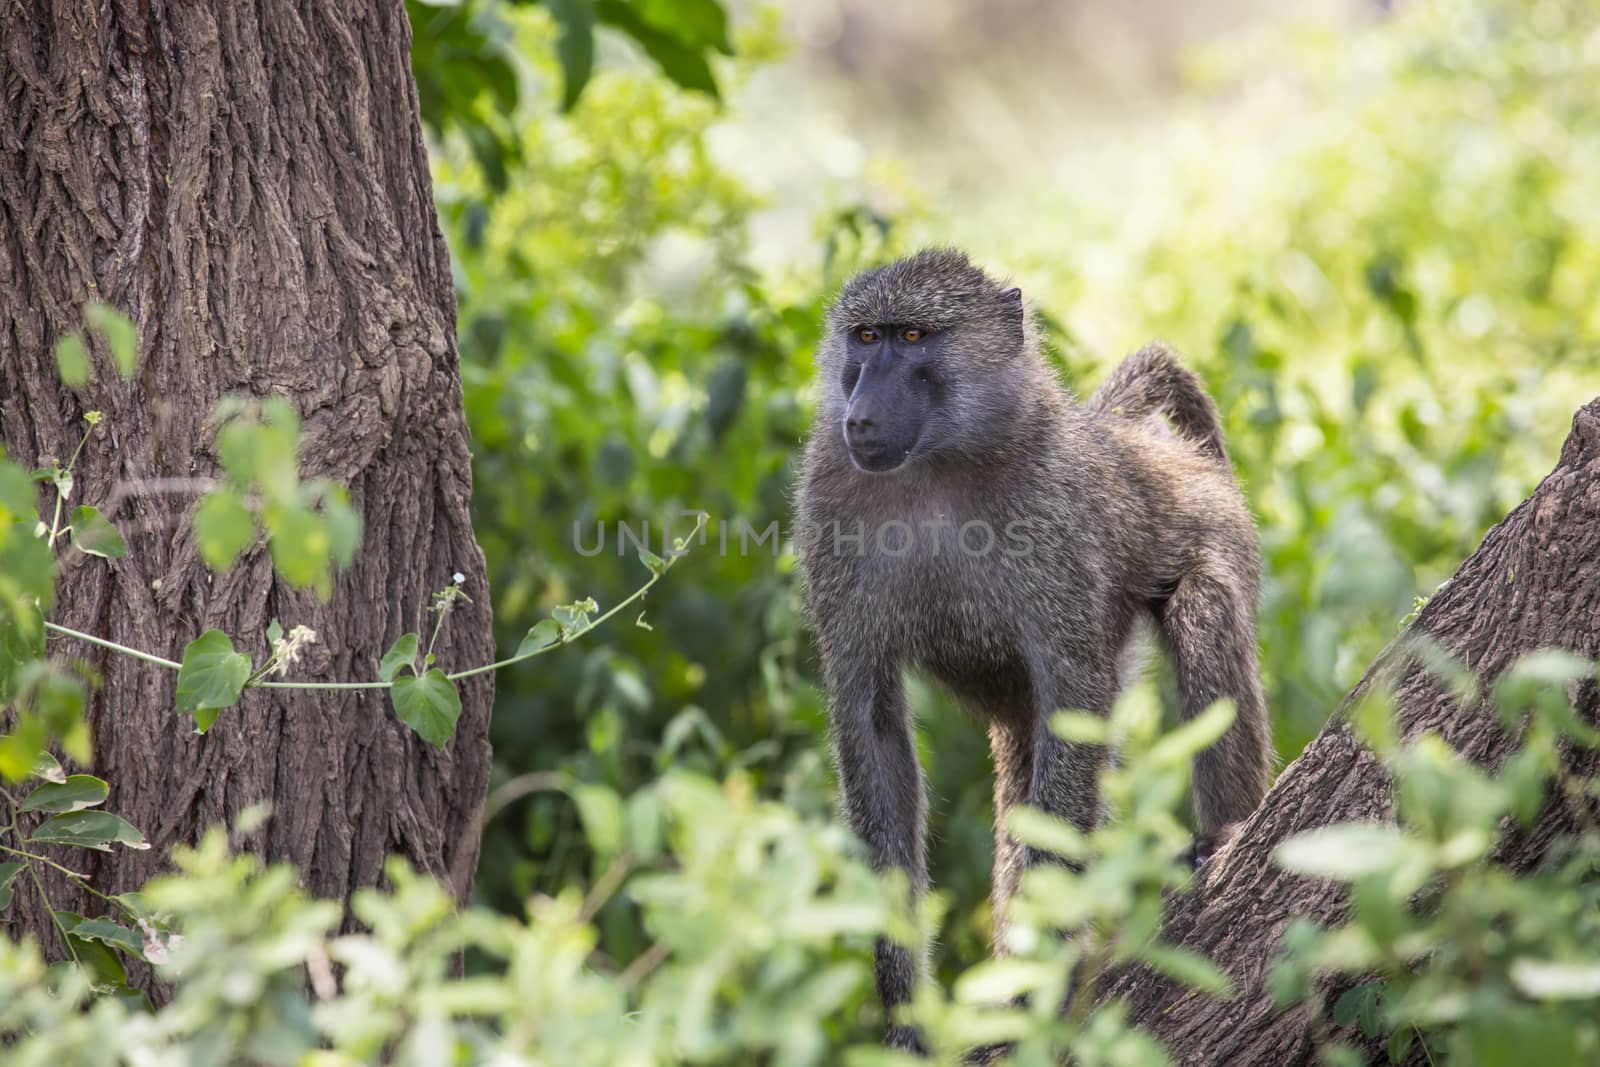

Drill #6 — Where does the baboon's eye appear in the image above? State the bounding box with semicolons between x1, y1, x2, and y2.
901;327;925;344
855;326;880;344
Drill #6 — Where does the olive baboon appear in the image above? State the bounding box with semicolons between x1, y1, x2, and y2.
794;248;1270;1050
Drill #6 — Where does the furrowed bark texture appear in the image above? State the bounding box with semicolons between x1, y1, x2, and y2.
1109;396;1600;1065
0;0;493;963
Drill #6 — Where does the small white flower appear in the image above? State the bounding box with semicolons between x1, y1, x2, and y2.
452;571;465;585
140;921;181;966
271;625;321;675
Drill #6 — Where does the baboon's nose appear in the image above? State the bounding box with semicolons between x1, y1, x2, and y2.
845;413;875;436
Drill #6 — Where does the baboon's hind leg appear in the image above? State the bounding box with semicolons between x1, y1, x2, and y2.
986;716;1034;952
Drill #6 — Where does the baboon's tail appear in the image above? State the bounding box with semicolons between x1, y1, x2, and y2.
1089;343;1230;465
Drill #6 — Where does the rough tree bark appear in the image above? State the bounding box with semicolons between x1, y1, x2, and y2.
1112;396;1600;1065
0;0;494;961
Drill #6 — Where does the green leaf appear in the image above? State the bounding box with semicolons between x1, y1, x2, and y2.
0;720;49;784
193;489;256;570
30;749;67;784
52;911;129;989
406;0;523;189
83;303;139;378
1509;958;1600;1000
637;544;667;577
32;670;86;752
0;598;45;704
54;332;90;387
572;782;624;858
1332;981;1382;1037
1006;806;1089;861
634;0;731;52
547;0;596;109
390;668;461;747
20;774;109;813
953;957;1065;1005
0;861;23;910
175;629;252;729
552;599;596;631
1274;823;1412;881
626;789;661;859
66;915;146;959
266;618;283;645
0;459;36;521
68;505;127;559
1318;1045;1365;1067
1048;711;1106;745
30;811;149;851
1387;1027;1416;1065
596;0;719;98
379;633;420;682
0;520;55;611
514;619;562;658
265;504;330;592
323;491;362;568
215;418;262;488
1148;698;1236;766
1141;945;1236;998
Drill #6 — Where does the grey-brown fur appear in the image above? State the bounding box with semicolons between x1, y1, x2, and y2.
794;248;1271;1050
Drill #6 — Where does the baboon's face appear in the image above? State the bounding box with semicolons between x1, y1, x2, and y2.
838;322;946;473
826;249;1028;473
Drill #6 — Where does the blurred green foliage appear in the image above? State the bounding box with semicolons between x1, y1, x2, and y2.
1050;0;1600;759
1270;649;1600;1066
4;655;1593;1064
427;8;842;944
0;686;1238;1066
407;0;734;186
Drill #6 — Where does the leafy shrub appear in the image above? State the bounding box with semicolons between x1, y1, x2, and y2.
1271;649;1600;1066
0;683;1232;1066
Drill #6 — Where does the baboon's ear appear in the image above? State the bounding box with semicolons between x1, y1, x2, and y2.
1001;287;1024;324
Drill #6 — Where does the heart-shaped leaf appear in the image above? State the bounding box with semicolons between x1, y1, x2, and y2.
175;630;252;730
637;544;667;576
69;506;126;559
514;619;562;659
391;668;461;747
379;633;419;682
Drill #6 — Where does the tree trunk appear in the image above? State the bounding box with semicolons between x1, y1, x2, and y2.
0;0;493;964
1112;396;1600;1064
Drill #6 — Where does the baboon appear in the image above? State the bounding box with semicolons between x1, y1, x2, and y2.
793;248;1270;1051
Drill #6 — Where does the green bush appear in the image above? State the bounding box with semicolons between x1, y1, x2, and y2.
0;683;1232;1066
1269;649;1600;1066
